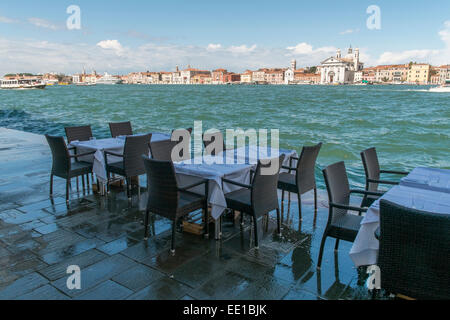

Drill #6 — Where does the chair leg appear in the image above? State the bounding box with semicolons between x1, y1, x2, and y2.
204;203;210;239
288;192;291;214
126;178;131;200
50;174;54;197
276;208;281;236
297;193;302;221
87;174;91;194
281;190;285;222
144;209;150;240
66;179;70;203
253;215;259;249
82;174;86;194
314;187;318;212
76;176;79;194
334;239;340;252
240;211;244;226
171;220;177;255
317;233;327;269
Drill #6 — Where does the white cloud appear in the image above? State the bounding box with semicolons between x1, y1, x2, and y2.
28;17;59;30
227;44;257;54
286;42;313;55
96;40;125;56
207;43;222;51
0;16;19;24
376;20;450;65
339;29;359;35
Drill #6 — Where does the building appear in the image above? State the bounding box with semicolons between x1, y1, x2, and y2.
252;69;267;83
361;67;376;83
407;64;431;84
319;47;363;84
223;73;241;83
294;72;321;84
438;65;450;83
390;65;409;83
211;69;228;84
240;70;253;83
191;73;212;84
375;65;391;83
181;66;211;84
160;72;173;84
265;69;285;85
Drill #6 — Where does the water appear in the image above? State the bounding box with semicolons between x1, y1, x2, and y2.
0;84;449;189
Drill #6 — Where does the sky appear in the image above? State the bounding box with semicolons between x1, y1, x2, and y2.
0;0;449;75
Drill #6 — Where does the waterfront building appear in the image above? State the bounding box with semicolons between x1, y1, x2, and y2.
211;69;228;84
240;70;253;83
160;72;173;84
375;65;391;83
294;72;321;84
223;73;241;83
390;65;409;83
252;69;268;84
438;65;450;83
181;66;211;84
319;47;363;84
362;67;376;83
191;73;213;84
407;64;431;84
265;69;285;85
354;71;363;83
284;60;297;84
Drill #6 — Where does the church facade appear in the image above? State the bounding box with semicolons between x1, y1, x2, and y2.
319;47;364;84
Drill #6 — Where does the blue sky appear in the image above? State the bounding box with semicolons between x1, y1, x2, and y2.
0;0;449;74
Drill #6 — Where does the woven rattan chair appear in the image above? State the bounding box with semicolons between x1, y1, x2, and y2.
223;155;285;249
149;139;179;161
142;156;209;254
105;134;151;200
360;147;409;207
65;126;93;143
109;121;133;138
378;200;450;300
278;142;322;221
45;135;95;203
317;161;383;268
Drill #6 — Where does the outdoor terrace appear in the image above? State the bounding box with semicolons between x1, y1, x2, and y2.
0;128;376;300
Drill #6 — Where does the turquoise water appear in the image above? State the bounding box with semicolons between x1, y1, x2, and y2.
0;84;449;189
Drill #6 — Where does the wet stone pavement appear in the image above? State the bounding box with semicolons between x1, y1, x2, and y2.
0;128;383;300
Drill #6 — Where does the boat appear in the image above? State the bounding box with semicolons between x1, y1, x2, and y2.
429;79;450;92
96;72;122;85
76;82;96;87
0;78;46;90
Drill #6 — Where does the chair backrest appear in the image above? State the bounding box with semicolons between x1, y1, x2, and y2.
251;154;285;217
322;161;351;216
45;135;71;176
296;142;322;193
203;131;226;156
142;156;179;220
361;147;381;192
150;139;179;161
379;200;450;300
109;121;133;138
65;126;93;143
122;134;151;177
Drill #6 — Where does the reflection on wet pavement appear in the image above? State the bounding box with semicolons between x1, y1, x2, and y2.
0;128;386;300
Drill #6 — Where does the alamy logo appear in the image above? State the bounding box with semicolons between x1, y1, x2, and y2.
366;5;381;30
66;265;81;290
66;5;81;30
366;265;381;290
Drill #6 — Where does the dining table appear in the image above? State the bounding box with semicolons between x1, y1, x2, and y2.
350;167;450;267
69;132;171;192
174;146;298;239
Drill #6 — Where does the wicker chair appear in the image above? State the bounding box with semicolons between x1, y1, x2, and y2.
278;142;322;221
379;200;450;300
65;126;93;143
317;161;383;268
360;147;409;207
45;135;95;203
223;155;285;249
109;121;133;138
149;139;179;161
203;131;226;156
105;134;151;200
142;156;209;254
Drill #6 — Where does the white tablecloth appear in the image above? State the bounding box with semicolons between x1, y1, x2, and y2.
175;147;297;221
400;167;450;194
350;171;450;267
69;133;170;182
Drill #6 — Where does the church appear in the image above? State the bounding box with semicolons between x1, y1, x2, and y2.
319;47;364;84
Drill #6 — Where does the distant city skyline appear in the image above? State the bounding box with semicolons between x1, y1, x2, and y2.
0;0;449;75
